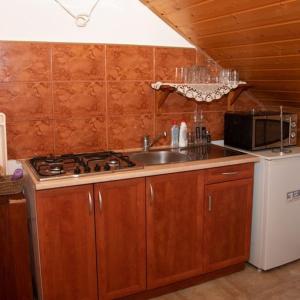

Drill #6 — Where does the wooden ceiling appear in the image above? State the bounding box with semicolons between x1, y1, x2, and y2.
141;0;300;108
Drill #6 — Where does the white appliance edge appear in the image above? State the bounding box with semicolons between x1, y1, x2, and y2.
213;140;300;270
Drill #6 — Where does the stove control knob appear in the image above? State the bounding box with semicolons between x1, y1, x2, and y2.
291;132;296;138
84;165;91;173
94;164;101;172
104;163;110;171
128;161;136;167
74;166;81;175
291;121;297;128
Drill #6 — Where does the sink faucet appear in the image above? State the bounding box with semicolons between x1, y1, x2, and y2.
143;131;167;151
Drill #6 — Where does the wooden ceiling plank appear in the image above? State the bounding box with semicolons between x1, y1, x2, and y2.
178;1;300;38
141;0;300;109
239;69;300;81
156;0;287;26
195;21;300;49
253;90;300;100
207;39;300;60
247;80;300;91
140;0;208;16
219;55;300;70
258;99;300;108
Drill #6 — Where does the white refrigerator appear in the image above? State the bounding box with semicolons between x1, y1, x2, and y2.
248;148;300;270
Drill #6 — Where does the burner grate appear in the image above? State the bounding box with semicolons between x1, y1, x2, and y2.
28;151;140;180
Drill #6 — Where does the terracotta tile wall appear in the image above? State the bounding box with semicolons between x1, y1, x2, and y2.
0;41;261;159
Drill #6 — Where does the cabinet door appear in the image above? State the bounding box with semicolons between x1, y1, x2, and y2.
147;171;204;289
0;197;33;300
204;178;253;272
94;178;146;300
36;185;98;300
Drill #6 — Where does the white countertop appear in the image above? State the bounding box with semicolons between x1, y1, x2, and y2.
213;140;300;160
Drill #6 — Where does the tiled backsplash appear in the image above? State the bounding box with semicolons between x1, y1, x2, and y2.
0;42;261;159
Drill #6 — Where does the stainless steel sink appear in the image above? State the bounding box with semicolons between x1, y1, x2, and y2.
129;150;189;165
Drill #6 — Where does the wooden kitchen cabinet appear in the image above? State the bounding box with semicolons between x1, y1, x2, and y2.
203;176;253;273
36;185;98;300
94;178;146;300
31;163;255;300
146;171;205;289
0;194;33;300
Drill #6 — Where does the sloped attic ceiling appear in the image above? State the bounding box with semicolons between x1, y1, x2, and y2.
141;0;300;108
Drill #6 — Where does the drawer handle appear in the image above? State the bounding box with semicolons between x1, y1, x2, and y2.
98;190;103;211
149;183;154;205
221;171;238;175
88;192;93;216
208;195;212;212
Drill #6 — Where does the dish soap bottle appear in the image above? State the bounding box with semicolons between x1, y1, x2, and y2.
170;121;179;148
179;120;188;148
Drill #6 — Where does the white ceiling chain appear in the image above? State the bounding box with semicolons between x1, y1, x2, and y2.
54;0;100;27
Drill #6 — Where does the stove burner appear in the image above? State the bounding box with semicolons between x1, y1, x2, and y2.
107;158;120;167
50;163;64;174
45;157;63;164
28;151;141;180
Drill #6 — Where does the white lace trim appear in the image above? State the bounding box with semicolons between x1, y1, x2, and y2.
151;81;246;102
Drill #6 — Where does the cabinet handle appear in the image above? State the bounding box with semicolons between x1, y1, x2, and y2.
88;192;93;215
149;183;154;205
208;195;212;212
98;190;103;211
221;171;238;175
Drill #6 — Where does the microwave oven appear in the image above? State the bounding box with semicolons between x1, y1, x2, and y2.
224;111;297;151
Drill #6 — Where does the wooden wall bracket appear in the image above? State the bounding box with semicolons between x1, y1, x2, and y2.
227;84;251;111
156;85;176;108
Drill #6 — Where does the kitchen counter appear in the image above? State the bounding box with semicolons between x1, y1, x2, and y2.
22;148;259;190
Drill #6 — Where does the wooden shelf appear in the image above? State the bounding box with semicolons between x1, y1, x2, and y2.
151;82;249;108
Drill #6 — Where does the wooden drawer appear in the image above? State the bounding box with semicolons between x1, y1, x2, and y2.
205;163;254;184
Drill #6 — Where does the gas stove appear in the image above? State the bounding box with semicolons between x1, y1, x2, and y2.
27;151;142;181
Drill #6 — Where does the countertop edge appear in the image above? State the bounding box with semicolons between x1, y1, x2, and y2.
22;154;259;191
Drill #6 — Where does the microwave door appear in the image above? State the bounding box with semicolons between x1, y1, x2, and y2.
253;118;267;149
254;118;290;149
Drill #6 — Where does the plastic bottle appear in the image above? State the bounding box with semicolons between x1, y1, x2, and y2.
194;110;204;145
206;130;211;143
179;121;188;148
170;121;179;148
